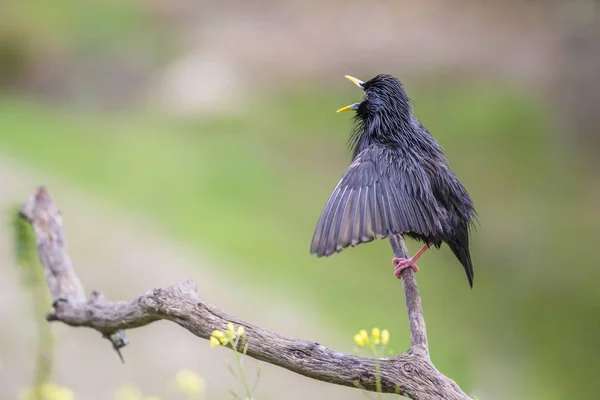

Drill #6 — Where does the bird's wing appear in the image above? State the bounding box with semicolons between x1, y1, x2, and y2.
310;144;444;257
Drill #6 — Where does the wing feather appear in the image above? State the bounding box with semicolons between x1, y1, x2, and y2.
336;188;354;250
322;185;348;256
352;186;363;245
368;183;379;238
310;144;445;257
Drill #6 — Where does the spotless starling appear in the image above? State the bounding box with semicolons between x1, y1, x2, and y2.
310;74;477;287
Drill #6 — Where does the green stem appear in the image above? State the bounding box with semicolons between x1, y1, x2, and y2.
233;336;253;399
374;360;382;399
367;341;382;398
13;209;54;397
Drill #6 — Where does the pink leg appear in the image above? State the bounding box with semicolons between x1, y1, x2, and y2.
393;243;431;279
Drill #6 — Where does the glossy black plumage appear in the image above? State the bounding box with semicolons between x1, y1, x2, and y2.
310;74;477;287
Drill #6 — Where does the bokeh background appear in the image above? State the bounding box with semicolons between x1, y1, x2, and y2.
1;1;600;399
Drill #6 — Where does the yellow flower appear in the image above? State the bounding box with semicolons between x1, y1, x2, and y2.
218;337;229;345
175;369;206;397
19;383;75;400
358;329;368;341
212;330;225;339
210;329;231;346
354;329;370;347
371;327;380;340
237;326;245;337
52;387;75;400
381;329;390;345
114;383;143;400
211;324;247;348
353;333;367;347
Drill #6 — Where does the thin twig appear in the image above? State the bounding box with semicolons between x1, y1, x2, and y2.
388;236;429;356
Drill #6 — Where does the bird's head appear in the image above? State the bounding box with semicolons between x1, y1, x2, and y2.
337;74;411;122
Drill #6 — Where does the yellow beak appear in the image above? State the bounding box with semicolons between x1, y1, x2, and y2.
336;103;359;113
344;75;365;88
337;75;365;112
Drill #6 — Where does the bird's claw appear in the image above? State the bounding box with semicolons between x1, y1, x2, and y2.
393;257;419;279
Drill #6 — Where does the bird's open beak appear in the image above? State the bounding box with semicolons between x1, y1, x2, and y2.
336;103;360;113
344;75;365;89
337;75;365;112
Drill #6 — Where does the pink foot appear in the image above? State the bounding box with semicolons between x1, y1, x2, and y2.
393;257;419;279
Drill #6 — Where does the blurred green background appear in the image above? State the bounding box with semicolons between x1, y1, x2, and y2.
1;1;599;399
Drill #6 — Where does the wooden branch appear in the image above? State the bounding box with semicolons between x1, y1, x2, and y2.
389;236;429;354
18;186;471;400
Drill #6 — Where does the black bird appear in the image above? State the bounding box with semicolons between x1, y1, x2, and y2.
310;74;477;287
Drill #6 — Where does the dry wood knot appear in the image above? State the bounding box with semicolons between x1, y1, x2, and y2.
88;290;105;303
51;297;69;311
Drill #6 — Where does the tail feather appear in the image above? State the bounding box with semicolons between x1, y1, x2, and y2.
446;231;474;288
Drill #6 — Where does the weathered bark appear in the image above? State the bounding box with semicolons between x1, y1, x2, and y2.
18;186;471;399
